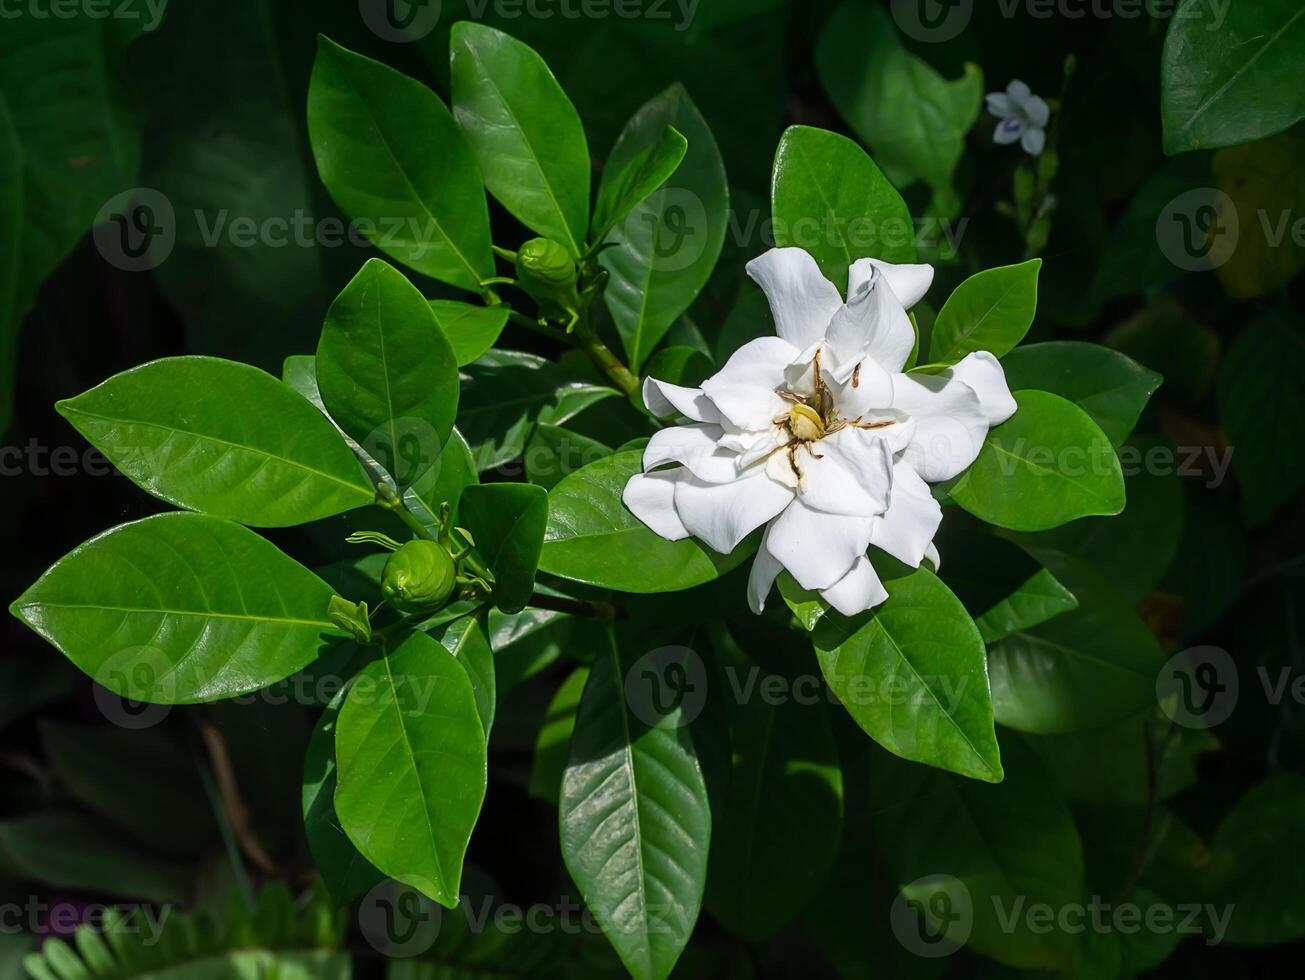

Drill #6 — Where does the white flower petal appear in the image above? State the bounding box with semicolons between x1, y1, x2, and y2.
643;377;720;422
848;257;935;311
1024;95;1050;128
924;541;941;572
624;470;691;540
947;352;1017;426
827;267;916;373
827;357;894;419
994;118;1024;145
1007;79;1032;109
643;424;738;483
673;470;793;554
765;499;874;591
819;557;889;616
890;372;988;483
747;525;783;613
700;335;798;428
1021;126;1046;156
796;435;891;517
745;247;843;349
985;92;1013;118
870;461;942;567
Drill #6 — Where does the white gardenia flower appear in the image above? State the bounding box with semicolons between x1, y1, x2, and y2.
622;246;1017;617
986;79;1049;156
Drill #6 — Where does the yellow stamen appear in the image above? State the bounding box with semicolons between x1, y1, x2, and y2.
789;404;825;442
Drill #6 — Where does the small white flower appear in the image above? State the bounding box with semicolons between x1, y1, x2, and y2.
623;246;1017;617
986;79;1050;156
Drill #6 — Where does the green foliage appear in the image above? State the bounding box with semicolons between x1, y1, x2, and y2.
929;259;1041;364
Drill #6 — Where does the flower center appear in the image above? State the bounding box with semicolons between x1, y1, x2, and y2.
788;404;825;442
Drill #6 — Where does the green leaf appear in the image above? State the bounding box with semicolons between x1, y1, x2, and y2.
525;423;612;490
458;483;548;613
430;300;509;367
308;36;493;292
593;124;687;243
560;633;709;980
316;259;460;489
947;390;1125;532
599;87;728;370
528;665;589;804
540;451;753;593
812;564;1002;782
450;22;590;255
777;571;828;632
1218;306;1305;524
706;630;844;941
302;688;384;906
872;739;1083;971
816;1;982;200
1161;0;1305;154
987;555;1165;734
1001;341;1162;447
1213;135;1305;298
11;513;341;703
928;260;1041;365
409;427;480;520
1208;774;1305;945
633;345;713;414
57;356;374;526
334;630;487;908
439;617;496;741
1105;300;1220;404
771;125;916;293
0;812;192;905
935;528;1077;644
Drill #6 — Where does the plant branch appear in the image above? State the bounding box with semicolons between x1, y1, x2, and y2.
527;590;620;621
196;717;279;879
576;335;640;397
377;484;438;541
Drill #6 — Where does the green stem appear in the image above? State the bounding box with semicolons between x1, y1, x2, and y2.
505;308;570;343
527;590;619;621
577;335;640;397
377;484;437;541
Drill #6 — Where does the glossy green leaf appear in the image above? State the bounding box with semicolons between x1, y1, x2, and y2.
987;556;1165;734
316;259;459;489
707;630;843;940
816;0;982;202
11;513;341;703
1208;774;1305;944
439;617;496;741
528;665;589;804
1001;341;1162;447
936;528;1077;644
948;390;1125;532
928;259;1041;365
430;300;509;367
409;426;480;521
813;564;1002;782
540;451;752;593
458;483;548;613
771;125;915;293
302;688;384;906
1105;300;1220;404
872;739;1083;971
334;630;487;908
1218;306;1305;524
308;36;493;292
524;423;612;490
1161;0;1305;154
560;634;709;980
58;356;374;526
599;87;727;369
450;22;589;255
593;124;687;243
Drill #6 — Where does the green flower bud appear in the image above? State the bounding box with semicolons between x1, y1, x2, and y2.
515;237;579;318
381;540;457;613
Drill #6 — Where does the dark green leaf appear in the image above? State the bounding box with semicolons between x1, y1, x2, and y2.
439;617;496;741
57;356;375;526
316;259;459;489
928;260;1041;365
430;300;509;367
813;564;1002;782
309;36;493;291
450;22;590;255
948;390;1125;532
593;124;687;243
458;483;548;613
525;423;612;490
11;513;341;703
334;630;487;908
528;665;589;804
540;451;753;593
771;125;915;293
